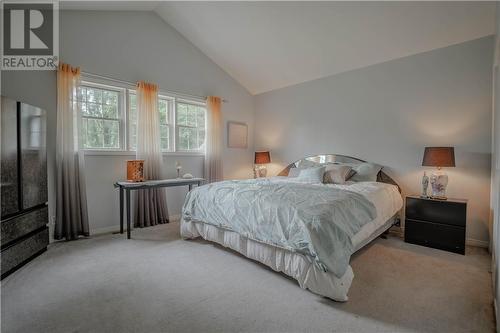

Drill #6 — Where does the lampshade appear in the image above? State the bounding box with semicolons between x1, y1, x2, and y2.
255;151;271;164
422;147;455;167
127;160;145;182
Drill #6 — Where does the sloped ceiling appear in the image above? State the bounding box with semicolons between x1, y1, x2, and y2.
61;1;496;95
156;2;495;95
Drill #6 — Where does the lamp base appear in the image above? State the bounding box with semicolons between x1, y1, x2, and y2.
430;195;448;201
430;170;448;200
254;165;267;178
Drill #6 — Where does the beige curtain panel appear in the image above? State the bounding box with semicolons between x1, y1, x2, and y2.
134;81;169;227
205;96;223;183
55;63;90;240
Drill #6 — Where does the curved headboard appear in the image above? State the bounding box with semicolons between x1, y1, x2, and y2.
277;154;401;192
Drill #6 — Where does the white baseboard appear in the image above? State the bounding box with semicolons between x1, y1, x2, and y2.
466;238;490;248
90;214;182;236
169;214;181;222
91;225;123;236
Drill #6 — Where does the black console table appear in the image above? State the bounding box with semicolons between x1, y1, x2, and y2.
114;178;204;239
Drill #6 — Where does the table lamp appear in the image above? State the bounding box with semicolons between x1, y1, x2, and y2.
254;151;271;178
422;147;455;200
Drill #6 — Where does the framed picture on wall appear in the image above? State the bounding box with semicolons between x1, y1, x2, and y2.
227;121;248;149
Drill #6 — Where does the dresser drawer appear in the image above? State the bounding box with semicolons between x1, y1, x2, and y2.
405;219;465;254
1;226;48;278
1;206;48;247
406;197;466;227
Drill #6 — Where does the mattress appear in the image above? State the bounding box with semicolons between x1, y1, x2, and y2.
181;180;402;301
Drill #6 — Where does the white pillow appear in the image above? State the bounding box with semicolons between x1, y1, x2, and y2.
296;166;326;183
349;163;382;182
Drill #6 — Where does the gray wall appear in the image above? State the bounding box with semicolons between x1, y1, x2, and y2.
254;36;494;244
60;10;255;233
2;10;255;235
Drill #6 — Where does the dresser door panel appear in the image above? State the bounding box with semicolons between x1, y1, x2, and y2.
1;98;19;217
20;102;47;210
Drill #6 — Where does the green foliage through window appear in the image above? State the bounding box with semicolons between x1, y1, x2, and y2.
176;101;206;151
79;81;206;153
77;86;121;149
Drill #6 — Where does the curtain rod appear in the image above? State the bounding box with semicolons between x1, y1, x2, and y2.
81;71;227;103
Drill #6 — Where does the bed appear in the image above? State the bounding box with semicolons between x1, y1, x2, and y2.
180;154;403;301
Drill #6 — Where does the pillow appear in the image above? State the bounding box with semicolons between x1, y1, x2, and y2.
346;169;357;181
323;164;354;184
287;168;301;177
296;159;320;169
349;162;382;182
296;166;326;183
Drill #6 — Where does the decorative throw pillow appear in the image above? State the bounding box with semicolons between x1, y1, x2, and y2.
287;168;301;177
349;162;382;182
296;166;326;183
323;164;354;184
346;169;357;181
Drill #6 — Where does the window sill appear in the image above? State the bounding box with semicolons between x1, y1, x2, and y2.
83;150;205;157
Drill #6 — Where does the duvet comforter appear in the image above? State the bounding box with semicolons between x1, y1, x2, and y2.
182;178;377;278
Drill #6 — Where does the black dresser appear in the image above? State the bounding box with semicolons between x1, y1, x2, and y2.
1;96;48;279
404;195;466;255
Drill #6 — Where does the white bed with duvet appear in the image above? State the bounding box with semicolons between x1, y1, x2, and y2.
181;154;403;301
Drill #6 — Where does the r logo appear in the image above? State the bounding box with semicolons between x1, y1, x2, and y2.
3;3;54;55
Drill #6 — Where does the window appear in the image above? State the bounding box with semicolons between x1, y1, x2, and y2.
176;101;206;152
129;93;173;151
80;78;205;154
158;98;172;151
77;84;124;149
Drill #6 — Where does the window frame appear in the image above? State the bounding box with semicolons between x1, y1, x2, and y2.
174;98;207;153
79;81;126;151
158;94;175;152
79;77;206;156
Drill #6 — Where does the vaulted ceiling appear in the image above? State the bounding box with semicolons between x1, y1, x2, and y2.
62;1;496;95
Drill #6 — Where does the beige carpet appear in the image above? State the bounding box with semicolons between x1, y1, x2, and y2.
1;221;494;333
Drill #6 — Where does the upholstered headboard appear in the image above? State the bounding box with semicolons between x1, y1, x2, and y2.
277;154;401;192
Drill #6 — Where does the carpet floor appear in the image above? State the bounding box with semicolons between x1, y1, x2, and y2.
1;221;494;333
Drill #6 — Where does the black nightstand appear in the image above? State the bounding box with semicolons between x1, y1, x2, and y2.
404;195;467;255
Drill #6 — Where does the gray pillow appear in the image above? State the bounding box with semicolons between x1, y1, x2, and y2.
323;164;354;184
349;162;382;182
296;166;326;183
287;168;301;177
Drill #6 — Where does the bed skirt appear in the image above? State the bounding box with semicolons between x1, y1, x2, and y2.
180;218;354;301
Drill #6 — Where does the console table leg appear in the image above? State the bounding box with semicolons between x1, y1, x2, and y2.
119;187;124;234
126;189;131;239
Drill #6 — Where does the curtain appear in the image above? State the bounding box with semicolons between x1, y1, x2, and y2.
134;81;169;227
54;63;89;240
205;96;223;183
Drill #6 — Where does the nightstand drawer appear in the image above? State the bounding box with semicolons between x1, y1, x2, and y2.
405;219;465;254
406;197;466;227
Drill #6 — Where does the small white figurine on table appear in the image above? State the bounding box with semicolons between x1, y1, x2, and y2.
175;161;182;178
